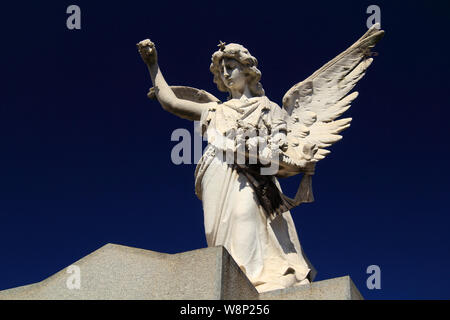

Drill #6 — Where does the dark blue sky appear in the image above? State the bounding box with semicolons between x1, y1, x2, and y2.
0;1;449;299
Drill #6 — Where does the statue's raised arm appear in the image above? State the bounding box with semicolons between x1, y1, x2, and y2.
137;39;220;121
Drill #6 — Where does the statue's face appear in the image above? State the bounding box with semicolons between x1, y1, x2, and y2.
220;58;247;93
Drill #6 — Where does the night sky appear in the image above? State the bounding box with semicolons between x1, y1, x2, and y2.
0;1;449;299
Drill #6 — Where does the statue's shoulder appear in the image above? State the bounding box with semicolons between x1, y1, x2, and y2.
253;96;284;115
251;95;277;106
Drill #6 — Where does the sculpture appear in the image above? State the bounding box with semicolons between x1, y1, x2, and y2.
137;23;384;292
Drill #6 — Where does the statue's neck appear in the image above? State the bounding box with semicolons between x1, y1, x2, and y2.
229;85;253;101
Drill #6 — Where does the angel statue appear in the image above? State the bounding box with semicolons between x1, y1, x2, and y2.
137;23;384;293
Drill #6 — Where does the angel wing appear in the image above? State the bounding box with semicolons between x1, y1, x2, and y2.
147;85;221;104
280;23;384;173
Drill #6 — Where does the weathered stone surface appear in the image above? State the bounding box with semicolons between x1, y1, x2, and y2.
258;276;363;300
0;244;258;300
0;244;362;300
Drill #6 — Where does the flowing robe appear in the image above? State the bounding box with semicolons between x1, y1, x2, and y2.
194;96;316;292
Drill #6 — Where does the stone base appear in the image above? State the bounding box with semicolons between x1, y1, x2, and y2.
0;243;363;300
259;276;363;300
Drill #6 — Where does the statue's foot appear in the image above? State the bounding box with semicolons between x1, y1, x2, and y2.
255;273;299;293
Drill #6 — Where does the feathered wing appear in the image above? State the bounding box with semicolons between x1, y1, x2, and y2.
281;23;384;170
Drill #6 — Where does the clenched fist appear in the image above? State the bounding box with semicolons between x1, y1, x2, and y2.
137;39;158;66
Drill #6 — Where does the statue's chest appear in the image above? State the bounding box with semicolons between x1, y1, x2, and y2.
213;100;269;135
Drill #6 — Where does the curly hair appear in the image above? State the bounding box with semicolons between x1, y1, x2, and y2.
210;43;265;99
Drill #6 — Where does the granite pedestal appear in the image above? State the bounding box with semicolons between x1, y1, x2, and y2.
0;243;363;300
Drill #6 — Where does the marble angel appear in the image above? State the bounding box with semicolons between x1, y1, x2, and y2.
137;24;384;292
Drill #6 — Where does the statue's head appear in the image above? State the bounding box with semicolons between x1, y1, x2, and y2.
210;42;264;98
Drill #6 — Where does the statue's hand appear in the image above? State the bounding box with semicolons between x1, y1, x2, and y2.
137;39;158;66
272;131;288;152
